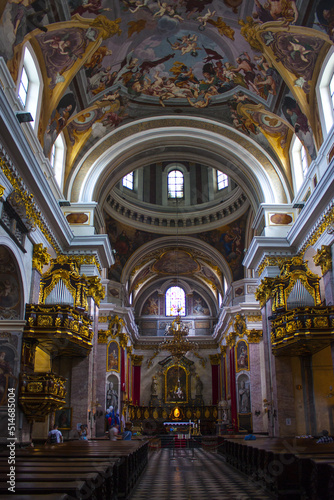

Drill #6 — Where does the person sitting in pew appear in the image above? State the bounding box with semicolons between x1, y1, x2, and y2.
316;429;333;443
47;424;63;444
122;422;132;440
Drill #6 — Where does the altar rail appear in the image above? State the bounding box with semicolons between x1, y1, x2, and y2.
128;404;218;435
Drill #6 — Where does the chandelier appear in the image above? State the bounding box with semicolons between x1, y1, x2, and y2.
147;198;205;367
148;310;205;367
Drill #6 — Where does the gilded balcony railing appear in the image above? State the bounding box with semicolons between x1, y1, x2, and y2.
24;304;93;356
270;305;334;356
19;371;66;422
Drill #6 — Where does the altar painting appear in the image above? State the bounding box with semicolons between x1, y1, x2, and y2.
165;365;188;404
107;341;119;372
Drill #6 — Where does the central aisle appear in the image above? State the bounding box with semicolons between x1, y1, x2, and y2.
128;448;274;499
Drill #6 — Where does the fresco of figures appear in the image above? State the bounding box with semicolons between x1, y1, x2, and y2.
0;0;332;171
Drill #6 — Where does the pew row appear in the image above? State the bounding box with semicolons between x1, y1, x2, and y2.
0;439;149;500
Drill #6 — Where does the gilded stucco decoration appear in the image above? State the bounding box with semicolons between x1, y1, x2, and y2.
32;244;51;274
19;372;66;422
131;355;143;366
313;245;332;275
0;158;60;252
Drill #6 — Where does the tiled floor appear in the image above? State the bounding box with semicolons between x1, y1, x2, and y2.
128;448;274;499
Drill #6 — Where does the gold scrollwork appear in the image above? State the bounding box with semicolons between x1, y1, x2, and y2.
32;244;51;274
314;317;329;328
131;355;143;366
27;382;43;392
209;354;221;365
37;315;53;327
286;321;297;334
313;245;332;275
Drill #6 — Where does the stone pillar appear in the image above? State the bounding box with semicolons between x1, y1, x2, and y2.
300;356;316;436
249;342;265;434
96;340;107;437
209;354;221;406
131;356;143;406
229;348;238;431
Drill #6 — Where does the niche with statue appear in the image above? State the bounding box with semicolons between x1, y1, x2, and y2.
237;373;252;432
106;373;119;413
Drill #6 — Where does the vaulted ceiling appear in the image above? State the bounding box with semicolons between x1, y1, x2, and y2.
1;0;333;311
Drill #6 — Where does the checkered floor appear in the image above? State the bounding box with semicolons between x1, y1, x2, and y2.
128;448;274;499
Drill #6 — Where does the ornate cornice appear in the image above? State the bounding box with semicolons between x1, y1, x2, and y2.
300;205;334;256
0;157;60;253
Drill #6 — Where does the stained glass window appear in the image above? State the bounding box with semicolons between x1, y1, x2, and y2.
166;286;186;316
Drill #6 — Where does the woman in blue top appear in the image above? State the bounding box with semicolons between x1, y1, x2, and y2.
122;422;132;440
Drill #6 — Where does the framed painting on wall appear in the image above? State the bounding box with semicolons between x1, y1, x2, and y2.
236;340;249;372
107;340;120;372
55;407;72;430
165;365;188;404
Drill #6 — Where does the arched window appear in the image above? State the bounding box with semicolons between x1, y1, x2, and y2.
217;170;228;190
291;137;308;192
166;286;186;316
17;44;42;130
51;133;66;190
123;172;134;190
317;48;334;136
168;170;184;199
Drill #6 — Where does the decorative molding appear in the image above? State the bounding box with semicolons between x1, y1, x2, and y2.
0;157;60;253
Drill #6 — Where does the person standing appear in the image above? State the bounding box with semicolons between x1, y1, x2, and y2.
47;424;63;444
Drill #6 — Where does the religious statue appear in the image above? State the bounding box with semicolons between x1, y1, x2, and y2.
151;375;158;396
239;380;250;413
106;382;118;412
195;375;203;396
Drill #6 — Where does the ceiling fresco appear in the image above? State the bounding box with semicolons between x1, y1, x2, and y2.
1;0;333;184
105;209;250;295
0;1;333;310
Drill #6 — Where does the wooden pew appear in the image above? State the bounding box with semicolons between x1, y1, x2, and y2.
0;439;149;499
219;437;334;499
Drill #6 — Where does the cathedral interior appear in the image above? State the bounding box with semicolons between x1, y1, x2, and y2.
0;1;334;490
